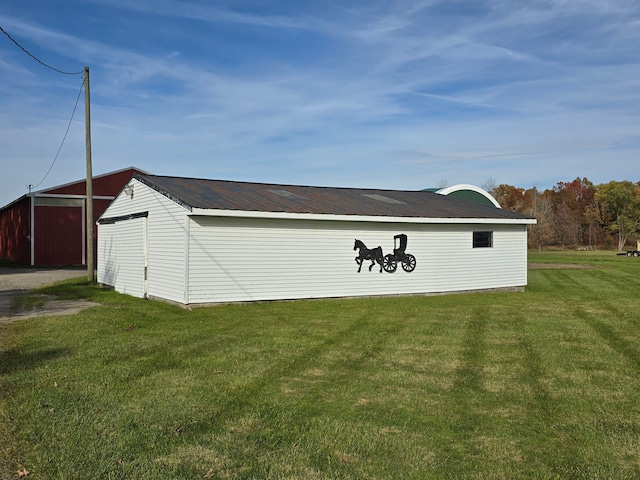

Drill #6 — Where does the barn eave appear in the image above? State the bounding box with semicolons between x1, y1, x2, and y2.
188;207;538;224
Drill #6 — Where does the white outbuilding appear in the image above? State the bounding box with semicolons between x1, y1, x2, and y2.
97;174;536;305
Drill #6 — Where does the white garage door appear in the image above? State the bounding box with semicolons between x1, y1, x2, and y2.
99;212;148;299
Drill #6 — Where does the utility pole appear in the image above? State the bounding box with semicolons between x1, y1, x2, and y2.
84;66;94;282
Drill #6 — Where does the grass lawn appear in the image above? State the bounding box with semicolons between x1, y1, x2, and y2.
2;250;640;479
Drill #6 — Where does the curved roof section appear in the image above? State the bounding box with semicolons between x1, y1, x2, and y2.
434;184;501;208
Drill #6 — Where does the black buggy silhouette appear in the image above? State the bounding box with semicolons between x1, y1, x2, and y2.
383;234;416;273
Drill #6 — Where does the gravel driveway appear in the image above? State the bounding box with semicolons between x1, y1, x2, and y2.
0;267;98;323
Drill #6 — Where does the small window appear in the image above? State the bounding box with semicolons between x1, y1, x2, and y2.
473;231;493;248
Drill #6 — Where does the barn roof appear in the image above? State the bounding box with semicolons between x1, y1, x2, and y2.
425;184;502;208
134;174;534;222
38;167;149;197
0;167;149;211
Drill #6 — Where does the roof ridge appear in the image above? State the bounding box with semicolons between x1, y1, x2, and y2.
135;173;428;194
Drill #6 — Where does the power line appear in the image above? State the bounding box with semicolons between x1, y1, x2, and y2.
0;24;86;189
0;24;83;76
31;79;85;190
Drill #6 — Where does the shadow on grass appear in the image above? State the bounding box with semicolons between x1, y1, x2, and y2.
584;316;640;371
37;280;97;300
453;313;486;392
0;346;72;375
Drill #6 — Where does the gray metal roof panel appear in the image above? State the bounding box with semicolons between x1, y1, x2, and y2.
135;174;534;221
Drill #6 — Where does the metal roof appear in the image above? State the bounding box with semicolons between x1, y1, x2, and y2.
134;174;534;221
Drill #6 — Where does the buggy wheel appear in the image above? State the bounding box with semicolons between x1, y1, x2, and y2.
383;254;397;273
635;252;639;257
628;252;633;256
402;254;416;272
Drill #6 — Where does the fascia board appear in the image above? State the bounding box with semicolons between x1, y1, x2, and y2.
188;208;537;225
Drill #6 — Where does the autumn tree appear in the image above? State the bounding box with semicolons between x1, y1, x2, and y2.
583;202;606;249
487;177;640;251
525;187;554;251
595;181;640;251
482;177;497;193
491;184;526;212
554;202;580;250
548;178;597;247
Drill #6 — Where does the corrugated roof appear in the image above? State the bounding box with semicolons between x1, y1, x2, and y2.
134;174;534;221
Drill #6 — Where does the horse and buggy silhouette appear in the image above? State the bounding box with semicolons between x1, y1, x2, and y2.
354;234;416;273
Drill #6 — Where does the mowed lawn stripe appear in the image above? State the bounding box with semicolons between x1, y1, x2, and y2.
2;251;640;478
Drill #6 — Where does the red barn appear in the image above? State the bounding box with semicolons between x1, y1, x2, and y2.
0;167;146;266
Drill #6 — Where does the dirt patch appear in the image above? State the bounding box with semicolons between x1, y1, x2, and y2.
0;267;99;323
528;263;599;270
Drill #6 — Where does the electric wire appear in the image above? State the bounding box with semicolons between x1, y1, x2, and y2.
1;23;86;190
31;80;85;190
0;24;83;75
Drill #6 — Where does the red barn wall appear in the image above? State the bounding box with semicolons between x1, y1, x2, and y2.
0;197;31;264
34;205;83;265
42;168;141;197
0;168;145;266
31;198;114;266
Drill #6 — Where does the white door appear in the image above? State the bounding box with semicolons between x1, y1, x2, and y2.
114;216;148;298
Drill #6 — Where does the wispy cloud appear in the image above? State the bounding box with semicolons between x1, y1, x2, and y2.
1;0;639;205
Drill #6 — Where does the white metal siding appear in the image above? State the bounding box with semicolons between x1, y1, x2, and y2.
100;180;529;305
145;194;187;304
97;223;116;286
187;217;528;304
97;217;146;298
98;179;188;304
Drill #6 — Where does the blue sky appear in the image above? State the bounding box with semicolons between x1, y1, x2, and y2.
1;0;639;206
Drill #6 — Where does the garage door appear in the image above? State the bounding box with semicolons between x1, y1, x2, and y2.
98;212;148;299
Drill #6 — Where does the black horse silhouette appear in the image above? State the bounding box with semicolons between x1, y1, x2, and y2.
354;239;384;273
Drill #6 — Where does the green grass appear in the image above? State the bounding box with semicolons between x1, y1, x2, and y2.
2;251;640;479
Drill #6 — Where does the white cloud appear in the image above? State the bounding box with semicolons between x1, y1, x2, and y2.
1;0;639;206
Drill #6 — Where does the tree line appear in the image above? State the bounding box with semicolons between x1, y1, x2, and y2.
485;178;640;251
